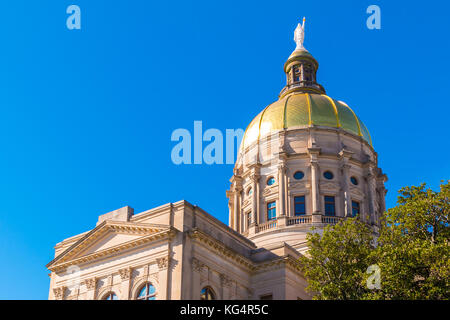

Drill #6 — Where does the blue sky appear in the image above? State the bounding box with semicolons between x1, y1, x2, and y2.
0;0;448;299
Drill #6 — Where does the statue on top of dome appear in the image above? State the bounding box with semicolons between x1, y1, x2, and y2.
294;17;306;50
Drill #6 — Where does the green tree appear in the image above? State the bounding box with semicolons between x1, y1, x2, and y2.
300;181;449;300
368;181;450;299
299;218;375;300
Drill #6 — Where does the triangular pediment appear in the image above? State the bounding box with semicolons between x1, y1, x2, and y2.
75;232;143;257
47;221;173;272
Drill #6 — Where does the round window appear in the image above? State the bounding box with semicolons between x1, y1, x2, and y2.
350;176;358;185
267;177;276;186
323;171;334;180
293;171;304;180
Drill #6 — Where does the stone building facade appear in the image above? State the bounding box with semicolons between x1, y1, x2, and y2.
47;21;387;300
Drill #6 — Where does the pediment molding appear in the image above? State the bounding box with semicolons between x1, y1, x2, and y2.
47;221;175;273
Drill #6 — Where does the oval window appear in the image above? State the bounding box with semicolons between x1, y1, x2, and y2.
350;176;358;185
267;177;276;186
323;171;334;180
293;171;304;180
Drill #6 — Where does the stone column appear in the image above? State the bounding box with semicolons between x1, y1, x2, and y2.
341;164;352;217
277;159;289;227
278;163;286;216
233;186;242;232
256;176;260;225
366;167;377;225
119;267;132;300
284;169;290;216
230;173;242;232
308;148;321;215
249;173;259;235
251;176;258;223
339;150;354;217
227;201;232;227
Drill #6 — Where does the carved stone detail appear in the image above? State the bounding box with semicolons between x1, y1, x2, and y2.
192;257;205;272
84;278;97;290
220;274;233;288
53;286;65;300
119;267;132;281
156;257;170;270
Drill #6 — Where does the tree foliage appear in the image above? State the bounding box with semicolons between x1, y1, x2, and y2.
299;218;375;299
300;181;449;300
369;181;449;299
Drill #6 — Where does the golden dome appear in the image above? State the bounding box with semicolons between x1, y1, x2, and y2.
241;93;372;150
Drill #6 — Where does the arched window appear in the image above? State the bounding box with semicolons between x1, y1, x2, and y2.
103;292;118;300
137;283;156;300
200;287;216;300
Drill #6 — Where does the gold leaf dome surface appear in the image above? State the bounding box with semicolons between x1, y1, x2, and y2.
241;93;372;150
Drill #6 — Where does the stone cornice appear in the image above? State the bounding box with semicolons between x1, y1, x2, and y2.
253;255;303;274
192;207;257;249
189;229;304;277
188;229;254;271
130;203;173;222
47;223;176;272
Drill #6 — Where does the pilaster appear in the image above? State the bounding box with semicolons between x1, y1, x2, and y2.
156;256;170;300
84;277;97;300
308;147;321;214
339;149;354;217
119;267;132;300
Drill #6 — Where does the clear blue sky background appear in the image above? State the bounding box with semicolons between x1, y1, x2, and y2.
0;0;448;299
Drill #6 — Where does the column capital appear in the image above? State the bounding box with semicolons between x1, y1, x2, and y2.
156;256;170;270
250;174;260;183
220;274;233;288
119;267;132;281
192;257;205;273
310;160;320;167
84;277;97;291
53;286;66;300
